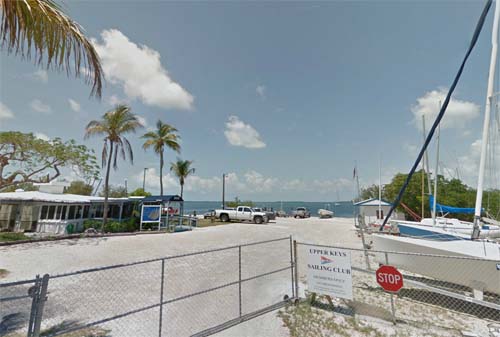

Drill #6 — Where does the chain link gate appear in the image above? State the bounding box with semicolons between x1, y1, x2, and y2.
0;237;297;337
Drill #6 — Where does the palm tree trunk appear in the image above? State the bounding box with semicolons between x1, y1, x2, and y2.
180;183;184;199
160;150;164;196
102;141;114;230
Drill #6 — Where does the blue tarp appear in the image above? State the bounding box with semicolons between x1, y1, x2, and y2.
429;195;476;214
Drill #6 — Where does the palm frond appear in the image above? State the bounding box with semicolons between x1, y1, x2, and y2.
0;0;104;97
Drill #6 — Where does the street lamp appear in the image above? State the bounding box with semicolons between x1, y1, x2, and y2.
222;173;227;210
143;168;150;191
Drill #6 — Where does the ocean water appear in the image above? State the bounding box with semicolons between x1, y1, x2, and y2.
183;201;354;218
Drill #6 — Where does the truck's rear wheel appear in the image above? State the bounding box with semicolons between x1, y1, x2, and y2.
220;214;229;222
254;216;263;224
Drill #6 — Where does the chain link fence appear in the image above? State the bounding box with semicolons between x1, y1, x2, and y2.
0;236;295;337
292;241;500;337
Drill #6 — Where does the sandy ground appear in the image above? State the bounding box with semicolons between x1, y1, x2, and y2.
0;217;359;282
1;217;497;337
0;217;360;337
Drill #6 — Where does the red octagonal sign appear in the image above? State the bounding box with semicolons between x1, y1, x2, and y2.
376;265;404;293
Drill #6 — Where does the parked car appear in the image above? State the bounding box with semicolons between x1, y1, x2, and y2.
292;207;310;218
215;206;268;224
203;210;215;219
253;207;276;221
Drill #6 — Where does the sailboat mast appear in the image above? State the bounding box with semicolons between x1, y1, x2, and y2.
378;154;382;219
474;0;500;237
432;124;441;226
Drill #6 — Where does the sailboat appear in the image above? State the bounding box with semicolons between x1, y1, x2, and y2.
372;0;500;298
318;204;334;218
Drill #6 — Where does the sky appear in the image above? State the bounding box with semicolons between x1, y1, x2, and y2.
0;0;498;201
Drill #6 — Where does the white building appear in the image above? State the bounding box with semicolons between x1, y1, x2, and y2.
353;198;404;224
0;191;138;235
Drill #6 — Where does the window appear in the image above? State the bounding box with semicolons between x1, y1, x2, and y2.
75;205;83;219
68;206;76;219
83;206;90;218
40;206;48;220
244;207;252;213
47;206;56;219
94;205;103;218
56;206;63;220
61;206;67;220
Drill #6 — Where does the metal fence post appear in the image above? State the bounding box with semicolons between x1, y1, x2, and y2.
32;274;49;337
27;275;41;337
384;252;397;325
293;240;299;300
159;259;165;337
289;236;295;299
238;245;242;319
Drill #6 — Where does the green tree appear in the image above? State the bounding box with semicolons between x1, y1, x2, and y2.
128;188;152;197
226;197;254;208
99;185;128;198
142;120;180;196
65;180;93;195
360;184;380;200
0;0;103;97
169;159;195;198
0;132;99;191
383;170;480;221
85;105;143;225
2;183;39;192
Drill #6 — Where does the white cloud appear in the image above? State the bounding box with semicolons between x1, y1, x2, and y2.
132;168;354;199
34;132;50;141
256;85;266;99
0;102;14;121
93;29;194;110
224;116;266;149
30;99;52;114
106;94;128;106
68;99;81;112
411;89;480;130
33;69;48;83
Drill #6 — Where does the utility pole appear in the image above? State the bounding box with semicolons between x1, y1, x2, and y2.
222;173;227;209
142;168;149;191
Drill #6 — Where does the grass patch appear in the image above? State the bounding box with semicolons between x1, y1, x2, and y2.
196;218;226;228
0;232;30;242
0;268;9;278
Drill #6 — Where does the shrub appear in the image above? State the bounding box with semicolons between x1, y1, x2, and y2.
0;232;30;242
83;218;140;233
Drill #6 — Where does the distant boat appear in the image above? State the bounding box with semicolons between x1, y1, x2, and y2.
318;208;334;218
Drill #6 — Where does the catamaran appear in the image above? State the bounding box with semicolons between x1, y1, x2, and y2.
372;0;500;298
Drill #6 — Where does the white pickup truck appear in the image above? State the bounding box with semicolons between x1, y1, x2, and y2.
215;206;268;224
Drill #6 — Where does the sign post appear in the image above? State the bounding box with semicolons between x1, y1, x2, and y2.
305;245;353;300
376;253;403;324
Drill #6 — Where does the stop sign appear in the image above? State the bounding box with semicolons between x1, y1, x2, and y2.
376;265;403;292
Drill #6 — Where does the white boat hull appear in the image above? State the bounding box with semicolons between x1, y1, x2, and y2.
371;234;500;294
318;209;334;218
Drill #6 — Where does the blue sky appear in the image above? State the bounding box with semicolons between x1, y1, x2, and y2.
0;1;496;201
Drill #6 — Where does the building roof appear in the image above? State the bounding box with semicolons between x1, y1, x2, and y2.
0;191;132;204
353;198;392;206
142;195;183;203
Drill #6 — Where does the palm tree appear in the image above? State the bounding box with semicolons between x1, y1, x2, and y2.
170;159;195;199
84;105;142;226
0;0;103;97
142;120;180;196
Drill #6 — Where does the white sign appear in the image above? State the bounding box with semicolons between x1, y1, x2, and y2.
305;245;353;300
